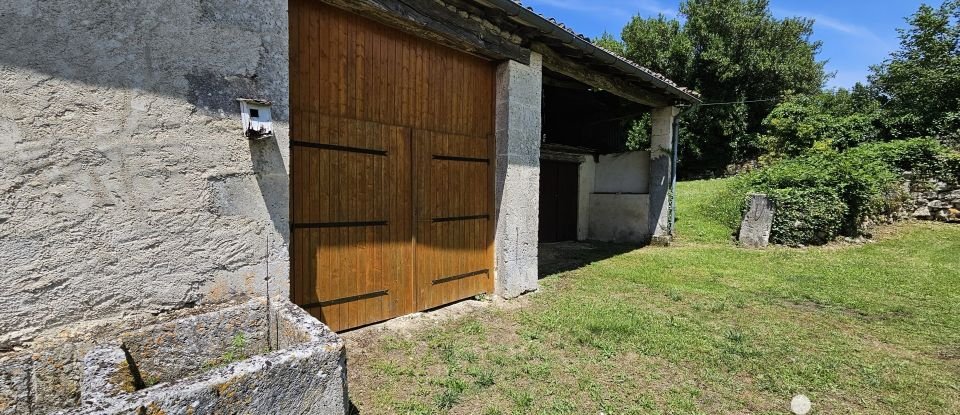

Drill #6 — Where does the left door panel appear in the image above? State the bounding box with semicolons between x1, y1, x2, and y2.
291;116;414;331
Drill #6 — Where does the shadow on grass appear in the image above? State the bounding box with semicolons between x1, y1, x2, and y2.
538;241;640;279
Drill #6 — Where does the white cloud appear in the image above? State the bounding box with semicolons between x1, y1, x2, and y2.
773;8;891;49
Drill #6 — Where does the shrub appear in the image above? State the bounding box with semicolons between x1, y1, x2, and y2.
846;138;955;180
712;138;959;246
765;188;847;245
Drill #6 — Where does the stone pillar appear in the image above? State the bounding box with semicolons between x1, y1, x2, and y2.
649;106;679;245
493;52;542;298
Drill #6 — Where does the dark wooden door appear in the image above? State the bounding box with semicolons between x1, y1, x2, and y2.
539;160;580;242
290;1;495;331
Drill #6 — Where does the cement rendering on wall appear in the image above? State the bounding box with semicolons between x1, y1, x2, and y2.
0;0;291;346
577;156;596;241
581;151;652;244
593;152;651;194
494;53;543;298
588;194;651;243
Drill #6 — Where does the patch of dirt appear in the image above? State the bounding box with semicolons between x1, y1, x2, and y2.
343;294;534;413
936;346;960;361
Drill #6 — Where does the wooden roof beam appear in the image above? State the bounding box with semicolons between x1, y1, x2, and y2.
533;43;671;108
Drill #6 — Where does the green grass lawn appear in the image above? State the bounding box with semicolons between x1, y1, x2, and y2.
348;179;960;414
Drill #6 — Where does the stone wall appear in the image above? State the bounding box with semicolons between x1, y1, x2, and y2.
0;0;291;346
906;180;960;223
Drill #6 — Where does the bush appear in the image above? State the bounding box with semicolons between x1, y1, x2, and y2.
766;188;848;245
712;138;959;246
846;138;960;183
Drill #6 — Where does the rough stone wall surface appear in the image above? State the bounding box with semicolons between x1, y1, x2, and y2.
648;107;678;243
0;0;291;346
906;180;960;222
494;53;542;299
0;354;31;415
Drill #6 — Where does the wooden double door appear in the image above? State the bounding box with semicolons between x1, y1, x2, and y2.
289;1;495;331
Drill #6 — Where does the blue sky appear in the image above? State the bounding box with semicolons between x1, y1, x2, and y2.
523;0;931;89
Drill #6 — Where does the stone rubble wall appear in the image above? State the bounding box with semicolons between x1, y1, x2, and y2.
905;180;960;223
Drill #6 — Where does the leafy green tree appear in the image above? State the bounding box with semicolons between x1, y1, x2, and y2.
616;0;826;176
593;31;626;56
870;0;960;145
760;88;882;158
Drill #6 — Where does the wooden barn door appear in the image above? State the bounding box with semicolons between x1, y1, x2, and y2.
290;1;495;331
414;131;494;310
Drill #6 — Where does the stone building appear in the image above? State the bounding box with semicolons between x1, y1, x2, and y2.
0;1;697;409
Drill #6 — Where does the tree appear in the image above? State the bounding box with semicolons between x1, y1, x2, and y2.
870;0;960;145
760;88;882;159
594;31;625;56
616;0;826;176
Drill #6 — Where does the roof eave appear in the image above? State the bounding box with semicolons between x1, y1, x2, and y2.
485;0;702;105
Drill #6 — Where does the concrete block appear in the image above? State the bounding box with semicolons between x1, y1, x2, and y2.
739;194;775;248
648;107;678;241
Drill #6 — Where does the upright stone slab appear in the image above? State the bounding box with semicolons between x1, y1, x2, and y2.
739;194;775;248
494;53;542;298
648;106;679;245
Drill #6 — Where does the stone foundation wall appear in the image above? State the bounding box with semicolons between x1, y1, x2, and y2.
0;0;291;347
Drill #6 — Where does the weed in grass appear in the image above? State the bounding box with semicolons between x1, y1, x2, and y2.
466;366;495;388
382;336;415;352
506;389;533;411
725;329;746;344
433;376;467;410
373;360;416;377
393;400;434;415
667;289;683;302
460;319;486;336
548;398;576;414
708;301;727;313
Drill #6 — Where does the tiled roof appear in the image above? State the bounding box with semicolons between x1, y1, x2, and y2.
508;0;701;102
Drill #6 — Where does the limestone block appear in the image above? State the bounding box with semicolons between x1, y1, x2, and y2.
739;194;775;248
913;206;932;219
63;299;347;415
